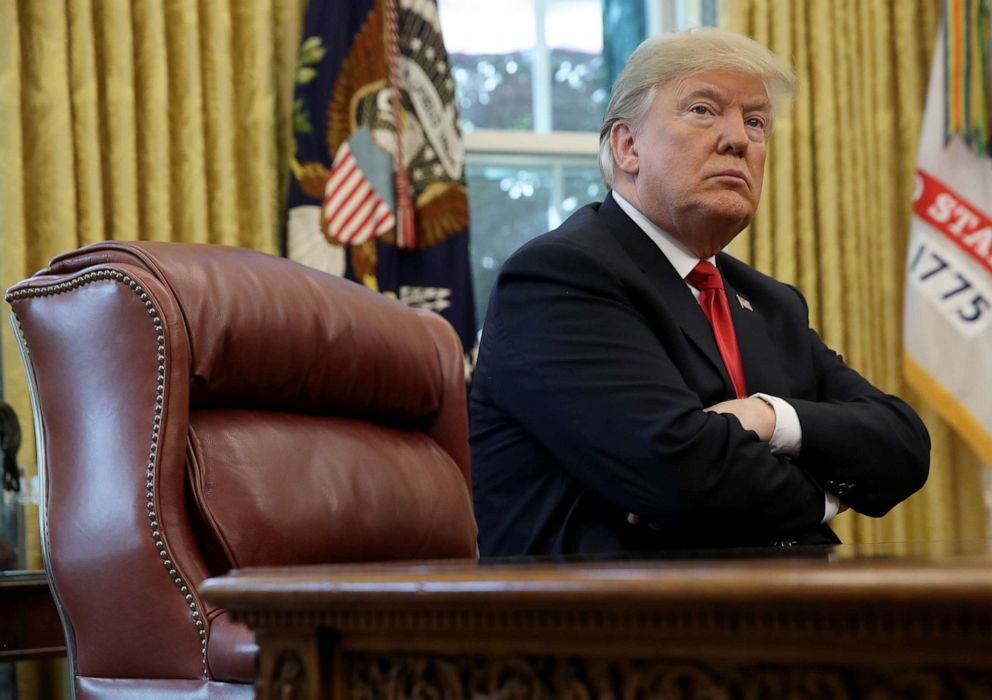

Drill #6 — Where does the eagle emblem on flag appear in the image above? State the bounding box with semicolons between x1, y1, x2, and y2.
293;0;468;259
287;0;477;375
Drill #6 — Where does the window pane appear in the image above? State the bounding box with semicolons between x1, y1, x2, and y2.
439;1;720;132
466;155;601;330
440;0;610;133
548;0;608;131
439;0;536;130
560;167;607;220
466;159;551;326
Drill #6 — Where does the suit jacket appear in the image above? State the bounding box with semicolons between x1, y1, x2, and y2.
470;195;930;556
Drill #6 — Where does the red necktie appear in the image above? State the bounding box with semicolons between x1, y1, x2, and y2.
687;261;747;398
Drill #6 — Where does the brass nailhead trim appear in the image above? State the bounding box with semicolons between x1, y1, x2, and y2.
6;269;210;678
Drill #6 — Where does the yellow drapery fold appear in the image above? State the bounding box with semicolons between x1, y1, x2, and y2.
1;2;306;695
726;0;987;545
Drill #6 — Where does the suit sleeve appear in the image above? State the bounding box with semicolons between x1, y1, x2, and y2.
483;239;827;540
785;288;930;516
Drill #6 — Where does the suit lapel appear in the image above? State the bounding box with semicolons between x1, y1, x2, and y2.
719;258;790;397
597;196;733;395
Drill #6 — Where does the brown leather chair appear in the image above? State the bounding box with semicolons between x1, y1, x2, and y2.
6;242;478;699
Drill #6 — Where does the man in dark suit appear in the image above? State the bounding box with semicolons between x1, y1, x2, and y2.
469;28;930;556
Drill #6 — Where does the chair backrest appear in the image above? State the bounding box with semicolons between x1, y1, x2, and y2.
6;241;477;698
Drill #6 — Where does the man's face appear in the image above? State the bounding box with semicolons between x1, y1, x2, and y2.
614;69;771;257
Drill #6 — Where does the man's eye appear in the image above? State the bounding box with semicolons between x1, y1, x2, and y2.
745;117;765;129
689;105;711;115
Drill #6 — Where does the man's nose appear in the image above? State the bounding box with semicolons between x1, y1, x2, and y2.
717;114;749;155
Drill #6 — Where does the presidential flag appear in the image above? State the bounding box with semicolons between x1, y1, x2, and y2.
286;0;476;373
903;2;992;464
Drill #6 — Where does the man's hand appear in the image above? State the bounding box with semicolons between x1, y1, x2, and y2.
705;397;776;442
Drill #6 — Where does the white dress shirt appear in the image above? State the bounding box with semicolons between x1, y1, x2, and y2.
611;191;840;523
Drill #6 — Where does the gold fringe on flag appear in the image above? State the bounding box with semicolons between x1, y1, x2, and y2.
944;0;992;155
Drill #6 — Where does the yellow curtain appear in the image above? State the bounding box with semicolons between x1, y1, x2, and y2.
725;0;988;546
1;1;306;696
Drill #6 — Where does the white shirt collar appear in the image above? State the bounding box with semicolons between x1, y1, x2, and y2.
611;190;715;281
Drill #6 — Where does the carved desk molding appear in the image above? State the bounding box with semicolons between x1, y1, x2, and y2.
201;551;992;698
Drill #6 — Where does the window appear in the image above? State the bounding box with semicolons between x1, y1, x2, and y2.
438;0;719;328
467;153;607;321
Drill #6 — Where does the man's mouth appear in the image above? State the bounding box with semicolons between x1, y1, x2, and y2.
711;170;750;188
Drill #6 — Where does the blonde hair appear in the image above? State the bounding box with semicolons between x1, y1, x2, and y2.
598;28;797;186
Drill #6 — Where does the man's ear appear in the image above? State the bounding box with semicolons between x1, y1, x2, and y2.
611;121;638;175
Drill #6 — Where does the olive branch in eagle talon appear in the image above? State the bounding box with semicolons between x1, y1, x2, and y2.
293;36;326;136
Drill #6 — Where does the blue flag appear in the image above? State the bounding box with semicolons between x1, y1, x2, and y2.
286;0;477;371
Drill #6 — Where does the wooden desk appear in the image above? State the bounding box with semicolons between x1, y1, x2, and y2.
201;546;992;699
0;570;65;661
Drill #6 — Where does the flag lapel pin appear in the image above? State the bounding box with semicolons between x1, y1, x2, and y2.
737;294;753;311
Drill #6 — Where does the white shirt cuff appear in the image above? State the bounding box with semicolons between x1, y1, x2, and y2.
822;490;842;523
751;393;801;456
